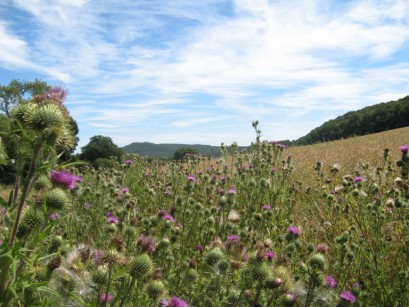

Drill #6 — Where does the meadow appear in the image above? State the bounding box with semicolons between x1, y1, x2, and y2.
1;118;409;306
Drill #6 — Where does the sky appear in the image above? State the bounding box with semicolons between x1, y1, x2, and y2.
1;0;409;150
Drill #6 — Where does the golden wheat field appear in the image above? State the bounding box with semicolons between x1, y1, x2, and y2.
285;126;409;185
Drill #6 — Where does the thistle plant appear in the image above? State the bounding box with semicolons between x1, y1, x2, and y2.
396;145;409;179
0;87;78;303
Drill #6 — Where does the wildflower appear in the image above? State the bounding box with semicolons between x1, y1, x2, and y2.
169;296;188;307
164;214;175;222
227;235;241;242
228;186;237;195
121;187;129;193
340;290;356;303
93;249;104;265
263;204;271;210
216;187;225;195
35;86;68;104
101;293;113;303
196;245;204;252
288;226;300;236
353;176;363;183
50;170;83;190
266;250;275;260
126;159;133;165
187;175;197;182
137;234;157;254
50;213;59;221
106;214;119;224
317;243;329;254
400;145;409;153
160;299;169;307
325;275;337;288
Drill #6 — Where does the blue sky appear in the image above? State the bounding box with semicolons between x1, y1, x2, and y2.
1;0;409;150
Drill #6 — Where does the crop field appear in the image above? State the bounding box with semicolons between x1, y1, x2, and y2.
1;123;409;306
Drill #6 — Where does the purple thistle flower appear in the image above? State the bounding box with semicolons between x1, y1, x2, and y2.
93;250;104;265
107;215;119;224
35;86;67;104
121;187;129;193
288;226;300;236
325;275;337;288
169;296;189;307
196;245;204;252
227;234;241;242
266;250;275;260
400;145;409;153
340;290;356;303
353;176;364;183
216;187;225;195
228;186;237;195
164;214;175;222
187;175;197;182
263;204;272;210
50;213;59;221
160;299;169;307
137;234;157;254
100;293;113;303
50;170;83;190
126;159;133;165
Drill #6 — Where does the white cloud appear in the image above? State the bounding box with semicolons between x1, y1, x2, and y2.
0;21;30;67
2;0;409;146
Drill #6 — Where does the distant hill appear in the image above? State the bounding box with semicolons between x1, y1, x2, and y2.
123;96;409;157
294;95;409;145
121;142;223;158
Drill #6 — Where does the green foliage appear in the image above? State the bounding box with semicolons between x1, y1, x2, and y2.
173;146;199;160
0;79;50;117
94;157;116;169
295;95;409;145
122;142;223;158
0;86;78;304
80;135;123;163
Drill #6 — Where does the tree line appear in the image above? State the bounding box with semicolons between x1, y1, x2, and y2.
294;95;409;145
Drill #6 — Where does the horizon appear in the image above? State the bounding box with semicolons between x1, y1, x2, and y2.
1;0;409;149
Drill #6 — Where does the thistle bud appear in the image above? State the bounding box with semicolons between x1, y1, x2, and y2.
146;280;165;300
205;248;224;266
308;253;326;271
29;103;64;131
129;253;153;277
91;268;108;285
45;188;70;210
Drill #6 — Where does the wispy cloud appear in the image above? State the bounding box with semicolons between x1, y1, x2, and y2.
1;0;409;147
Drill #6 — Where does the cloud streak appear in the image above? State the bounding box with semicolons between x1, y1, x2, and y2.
1;0;409;148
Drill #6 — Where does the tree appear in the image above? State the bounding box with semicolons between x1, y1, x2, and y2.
80;135;123;163
173;147;199;161
0;79;50;116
